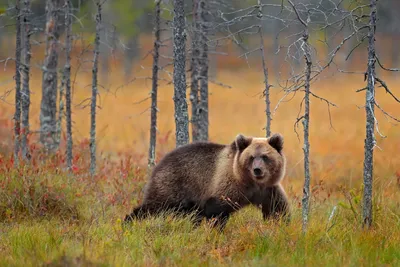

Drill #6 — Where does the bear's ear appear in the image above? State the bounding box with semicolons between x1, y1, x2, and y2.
234;134;252;151
268;133;283;153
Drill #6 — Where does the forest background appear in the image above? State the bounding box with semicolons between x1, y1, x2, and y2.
0;0;399;266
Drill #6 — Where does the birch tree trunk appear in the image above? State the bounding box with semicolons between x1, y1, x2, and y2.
148;0;161;168
14;0;22;166
197;0;209;141
90;1;101;176
56;69;64;150
40;0;62;153
173;0;189;147
302;28;312;233
64;0;73;170
258;25;271;137
21;0;31;161
362;0;377;229
190;0;200;142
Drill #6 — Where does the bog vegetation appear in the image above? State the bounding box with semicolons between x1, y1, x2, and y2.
0;0;400;266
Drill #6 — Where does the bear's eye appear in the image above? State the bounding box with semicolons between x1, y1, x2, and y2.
250;156;255;162
261;155;269;161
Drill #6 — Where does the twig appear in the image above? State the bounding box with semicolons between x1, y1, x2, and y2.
375;101;400;123
375;77;400;103
375;55;400;72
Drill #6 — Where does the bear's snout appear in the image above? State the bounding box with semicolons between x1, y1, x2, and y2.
251;157;266;179
253;168;263;178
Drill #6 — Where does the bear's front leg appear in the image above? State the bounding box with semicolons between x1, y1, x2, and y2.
203;197;235;231
261;184;291;224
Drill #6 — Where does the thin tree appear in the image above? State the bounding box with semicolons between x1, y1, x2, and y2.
288;0;312;232
173;0;189;147
14;0;22;166
287;0;312;233
257;0;271;137
362;0;377;229
64;0;73;170
301;31;312;233
197;0;209;141
190;0;200;142
21;0;31;161
56;69;64;150
148;0;161;168
90;0;101;176
40;0;62;153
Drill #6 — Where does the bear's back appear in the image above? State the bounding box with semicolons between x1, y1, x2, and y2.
147;141;229;202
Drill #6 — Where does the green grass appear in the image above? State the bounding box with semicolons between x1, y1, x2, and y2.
0;170;399;267
0;138;399;267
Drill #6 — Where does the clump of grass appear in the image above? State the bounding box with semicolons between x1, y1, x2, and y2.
44;255;101;267
0;170;80;222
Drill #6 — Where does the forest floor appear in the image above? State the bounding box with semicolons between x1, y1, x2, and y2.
1;36;400;266
0;158;399;267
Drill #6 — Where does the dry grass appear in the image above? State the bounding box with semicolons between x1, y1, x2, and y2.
0;34;399;266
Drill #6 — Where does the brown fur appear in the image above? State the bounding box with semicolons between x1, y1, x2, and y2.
124;133;290;230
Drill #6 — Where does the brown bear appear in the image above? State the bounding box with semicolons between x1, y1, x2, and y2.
124;133;290;230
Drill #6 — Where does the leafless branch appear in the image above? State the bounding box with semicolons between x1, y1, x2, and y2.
375;55;400;72
375;101;400;123
287;0;307;27
375;77;400;103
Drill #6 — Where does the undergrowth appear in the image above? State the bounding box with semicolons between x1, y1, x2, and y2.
0;109;399;266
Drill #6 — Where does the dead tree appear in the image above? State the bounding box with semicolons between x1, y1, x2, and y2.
190;0;200;142
301;29;312;234
148;0;161;168
197;0;209;141
257;1;271;137
56;68;64;151
271;0;356;231
173;0;189;147
14;0;22;166
361;0;377;229
285;0;312;233
64;0;73;170
329;0;400;228
21;0;31;161
90;0;101;176
40;0;62;153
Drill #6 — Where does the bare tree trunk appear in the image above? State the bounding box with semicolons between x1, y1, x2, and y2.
90;1;101;176
40;0;62;153
148;0;161;168
173;0;189;147
21;0;31;161
287;0;312;234
197;0;209;141
190;0;200;142
64;0;73;170
56;69;64;149
14;0;22;166
302;28;312;233
258;24;271;137
362;0;377;229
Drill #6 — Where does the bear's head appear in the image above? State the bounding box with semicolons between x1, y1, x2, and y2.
232;133;286;186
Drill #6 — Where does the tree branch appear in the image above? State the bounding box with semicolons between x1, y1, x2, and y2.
375;77;400;103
